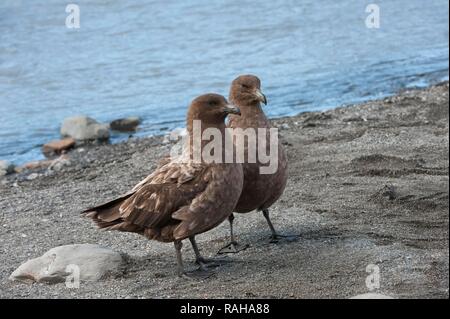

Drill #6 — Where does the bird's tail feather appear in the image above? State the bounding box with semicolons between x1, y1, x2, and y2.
81;193;134;229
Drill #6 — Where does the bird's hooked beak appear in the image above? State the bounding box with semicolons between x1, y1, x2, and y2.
254;89;267;105
222;104;241;116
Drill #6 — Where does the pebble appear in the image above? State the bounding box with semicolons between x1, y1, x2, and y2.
0;160;15;176
27;173;39;181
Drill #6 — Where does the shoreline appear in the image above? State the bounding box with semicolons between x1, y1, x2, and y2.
1;79;449;169
0;82;448;298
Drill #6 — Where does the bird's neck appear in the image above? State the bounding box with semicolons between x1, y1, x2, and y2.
185;122;229;163
234;98;265;116
187;121;226;137
230;100;269;126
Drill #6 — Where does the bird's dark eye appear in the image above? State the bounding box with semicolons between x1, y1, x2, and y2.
241;84;250;89
209;100;217;106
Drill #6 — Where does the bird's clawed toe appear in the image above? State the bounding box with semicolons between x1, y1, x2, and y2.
196;256;233;268
217;241;250;255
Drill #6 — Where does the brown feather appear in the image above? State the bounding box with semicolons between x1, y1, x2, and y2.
82;93;244;249
228;75;288;213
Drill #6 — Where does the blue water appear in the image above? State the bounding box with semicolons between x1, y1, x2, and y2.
0;0;448;164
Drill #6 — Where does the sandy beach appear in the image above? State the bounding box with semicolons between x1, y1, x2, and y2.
0;82;448;299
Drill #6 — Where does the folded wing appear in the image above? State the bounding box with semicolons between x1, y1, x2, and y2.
82;159;233;242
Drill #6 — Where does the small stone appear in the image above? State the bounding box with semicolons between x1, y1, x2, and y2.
13;167;24;174
380;184;397;200
21;160;53;170
27;173;39;180
0;160;15;176
48;155;72;172
42;138;76;157
343;116;364;122
110;117;141;132
280;123;290;130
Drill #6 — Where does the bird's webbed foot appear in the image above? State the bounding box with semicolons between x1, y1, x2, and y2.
217;241;249;255
269;233;300;244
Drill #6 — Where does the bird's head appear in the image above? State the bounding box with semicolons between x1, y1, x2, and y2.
187;93;241;127
229;74;267;106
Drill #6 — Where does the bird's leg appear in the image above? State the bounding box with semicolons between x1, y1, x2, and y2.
174;240;213;280
189;236;231;268
174;240;185;277
217;214;249;254
262;209;300;243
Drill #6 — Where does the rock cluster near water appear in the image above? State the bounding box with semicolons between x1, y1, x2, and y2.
0;115;143;180
60;115;142;141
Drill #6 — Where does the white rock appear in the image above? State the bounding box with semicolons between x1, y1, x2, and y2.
0;160;15;176
10;244;124;284
61;116;110;141
48;155;72;172
27;173;39;180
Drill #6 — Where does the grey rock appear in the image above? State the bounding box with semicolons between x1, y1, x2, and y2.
0;160;15;176
27;173;40;180
110;117;141;132
9;244;124;284
61;116;110;141
47;155;72;172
